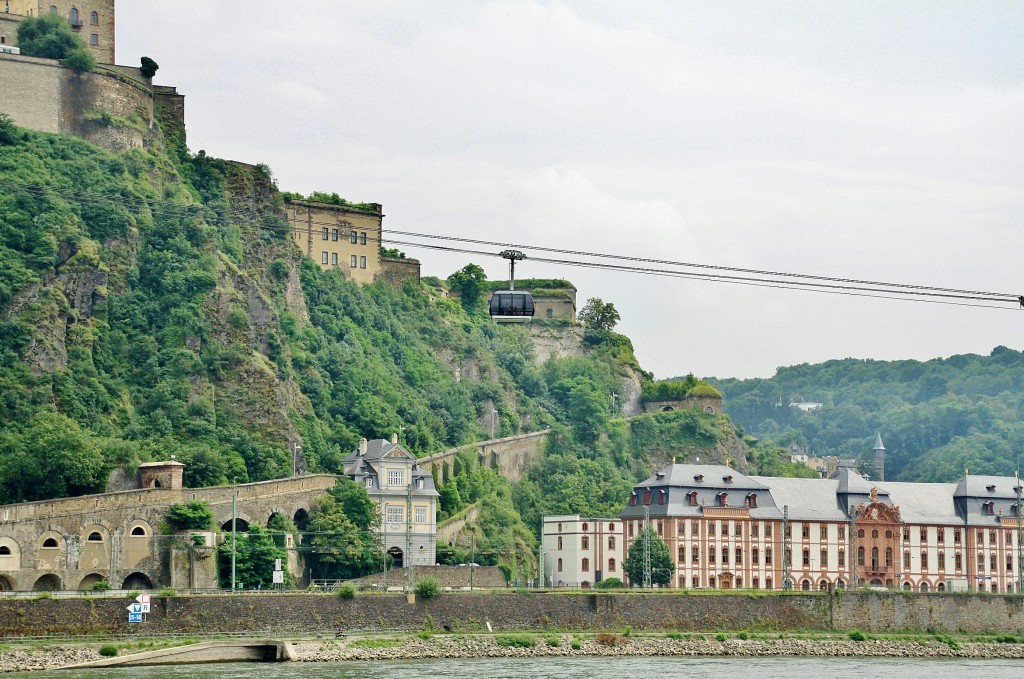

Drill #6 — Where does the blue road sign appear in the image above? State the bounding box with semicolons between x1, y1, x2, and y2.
128;612;143;623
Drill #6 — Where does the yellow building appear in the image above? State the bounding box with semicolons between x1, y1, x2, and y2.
3;1;115;64
285;199;383;285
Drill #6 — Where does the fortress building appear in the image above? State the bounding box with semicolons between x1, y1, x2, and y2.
1;1;115;64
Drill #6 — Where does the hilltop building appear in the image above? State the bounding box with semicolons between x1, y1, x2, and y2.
548;435;1024;593
285;199;384;285
1;1;115;64
341;436;438;568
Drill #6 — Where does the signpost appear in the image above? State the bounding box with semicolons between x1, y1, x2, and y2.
126;593;151;624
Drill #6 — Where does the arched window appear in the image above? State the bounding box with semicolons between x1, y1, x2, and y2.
983;501;995;515
717;492;728;507
871;529;879;539
608;558;616;572
581;536;589;550
885;530;892;539
90;11;98;25
937;582;946;592
858;529;865;538
608;536;615;550
801;579;810;591
857;546;865;566
69;7;79;25
557;523;562;532
903;551;911;569
819;580;829;591
582;522;588;531
608;523;615;531
766;577;773;590
678;545;685;562
557;558;563;572
557;536;562;550
838;549;845;567
687;491;698;506
920;582;929;593
131;526;146;536
765;547;773;565
643;489;651;505
87;532;102;542
885;546;892;566
43;538;58;548
746;493;758;508
50;6;57;13
0;546;11;555
581;557;590;572
836;579;846;589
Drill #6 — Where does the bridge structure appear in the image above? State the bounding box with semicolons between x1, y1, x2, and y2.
0;466;338;593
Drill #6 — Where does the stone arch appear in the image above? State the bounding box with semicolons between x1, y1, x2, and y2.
819;579;829;591
661;405;675;412
0;575;15;592
80;524;111;570
122;572;153;590
0;536;21;570
123;519;154;571
388;546;404;569
221;517;251;532
78;573;106;590
902;581;912;591
293;508;310;532
33;574;61;591
919;581;930;593
37;531;64;571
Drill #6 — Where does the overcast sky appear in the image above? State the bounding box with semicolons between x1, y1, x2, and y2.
117;1;1024;379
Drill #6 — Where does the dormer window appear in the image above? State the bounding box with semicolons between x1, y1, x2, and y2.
717;492;728;507
987;485;997;492
658;489;667;505
687;491;698;507
364;477;373;488
629;491;637;506
655;472;665;480
694;474;704;482
746;493;758;508
983;501;995;515
723;475;733;483
643;488;652;505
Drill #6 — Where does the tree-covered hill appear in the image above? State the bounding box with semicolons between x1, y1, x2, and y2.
710;346;1024;482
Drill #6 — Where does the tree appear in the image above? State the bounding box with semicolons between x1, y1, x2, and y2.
140;56;159;79
166;501;214;531
624;528;675;587
16;13;95;72
305;483;381;580
217;525;287;588
446;263;487;312
578;297;620;331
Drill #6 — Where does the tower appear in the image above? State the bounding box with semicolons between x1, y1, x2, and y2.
5;2;115;64
873;432;886;482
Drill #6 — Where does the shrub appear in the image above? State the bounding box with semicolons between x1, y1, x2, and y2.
415;577;442;600
90;580;112;592
544;636;561;647
157;587;176;597
0;113;22;146
738;631;749;640
595;577;624;590
337;583;357;599
495;635;537;648
417;630;432;641
596;633;626;646
140;56;159;79
98;645;119;657
715;632;727;642
570;636;583;650
849;630;867;641
666;631;684;640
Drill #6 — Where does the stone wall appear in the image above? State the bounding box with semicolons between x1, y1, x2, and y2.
2;592;1022;637
642;396;723;416
419;431;550;485
377;256;421;286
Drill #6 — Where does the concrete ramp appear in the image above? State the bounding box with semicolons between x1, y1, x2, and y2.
63;640;294;668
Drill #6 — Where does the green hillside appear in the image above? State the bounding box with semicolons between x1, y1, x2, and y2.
710;347;1024;482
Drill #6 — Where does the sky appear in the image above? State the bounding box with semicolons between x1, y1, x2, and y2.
116;1;1024;379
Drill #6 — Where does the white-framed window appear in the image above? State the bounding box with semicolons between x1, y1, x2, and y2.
321;251;328;264
350;255;357;267
331;228;338;241
386;506;404;524
322;227;328;240
331;253;338;265
415;507;426;524
364;477;373;488
360;256;366;269
350;230;358;244
387;469;404;486
360;232;367;245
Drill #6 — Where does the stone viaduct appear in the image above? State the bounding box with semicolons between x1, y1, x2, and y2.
417;430;551;485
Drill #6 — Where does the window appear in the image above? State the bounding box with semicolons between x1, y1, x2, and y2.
657;520;664;536
1008;556;1013;572
746;493;758;508
938;551;945;570
629;492;637;507
364;477;373;488
920;528;928;542
351;231;358;244
90;34;97;45
331;253;338;265
871;546;879;569
350;255;357;267
87;532;102;542
676;521;684;535
0;546;10;555
937;528;944;543
921;551;928;569
838;526;845;540
331;228;339;241
678;545;685;563
43;538;59;548
692;576;700;588
131;527;146;536
386;506;404;523
821;549;828;567
857;546;865;566
991;553;997;571
977;552;985;572
415;507;426;524
557;558;563;572
977;530;984;543
360;232;367;245
70;8;79;25
546;308;553;318
628;522;634;538
802;549;810;567
722;548;728;564
872;529;879;539
658;490;666;505
820;525;827;539
608;536;615;550
322;227;329;240
858;529;865;539
734;522;742;536
885;530;892;539
990;529;997;543
752;548;759;564
752;523;759;538
735;547;743;565
885;546;892;567
954;529;961;544
753;577;759;589
708;521;715;534
321;251;328;264
581;536;589;550
718;492;728;507
387;469;404;486
765;547;773;565
557;536;562;550
50;6;57;12
691;546;699;563
838;549;845;567
721;522;728;536
90;11;98;24
708;546;716;564
582;557;590;572
687;491;698;506
691;521;699;536
360;256;366;269
902;528;910;541
766;577;773;590
608;558;616;572
765;525;772;538
644;489;652;505
955;552;963;570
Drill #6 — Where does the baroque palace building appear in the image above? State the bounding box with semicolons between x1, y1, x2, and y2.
548;440;1024;593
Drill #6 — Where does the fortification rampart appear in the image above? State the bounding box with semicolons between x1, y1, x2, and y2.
419;430;550;484
1;592;1022;636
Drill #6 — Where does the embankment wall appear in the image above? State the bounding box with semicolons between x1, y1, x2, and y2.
2;592;1022;637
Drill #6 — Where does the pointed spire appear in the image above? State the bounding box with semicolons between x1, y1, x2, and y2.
873;432;885;452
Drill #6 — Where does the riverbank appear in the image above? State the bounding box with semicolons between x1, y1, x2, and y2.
5;633;1024;672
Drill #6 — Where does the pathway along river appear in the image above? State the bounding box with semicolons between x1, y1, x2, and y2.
11;657;1024;678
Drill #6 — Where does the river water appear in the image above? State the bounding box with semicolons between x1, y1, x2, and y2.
12;657;1024;679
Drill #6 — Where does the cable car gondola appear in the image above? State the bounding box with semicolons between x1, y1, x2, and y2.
489;249;534;323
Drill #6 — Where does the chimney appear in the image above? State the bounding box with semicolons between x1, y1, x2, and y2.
358;437;368;455
391;433;398;444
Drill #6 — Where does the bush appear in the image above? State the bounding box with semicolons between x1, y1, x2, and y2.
60;48;96;74
595;577;624;589
737;631;749;640
495;634;537;648
157;587;176;597
337;583;357;599
98;645;119;657
417;630;432;641
140;56;159;79
570;637;583;650
0;113;22;146
544;635;561;647
715;632;727;642
415;577;442;600
90;580;112;591
849;630;867;641
595;633;626;646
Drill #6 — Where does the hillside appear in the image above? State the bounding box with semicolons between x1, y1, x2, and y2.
710;347;1024;482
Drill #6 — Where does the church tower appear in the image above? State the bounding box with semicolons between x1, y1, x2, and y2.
873;432;886;482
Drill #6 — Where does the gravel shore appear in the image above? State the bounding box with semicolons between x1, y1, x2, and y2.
5;635;1024;672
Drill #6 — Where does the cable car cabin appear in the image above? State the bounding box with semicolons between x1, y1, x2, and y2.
489;290;535;323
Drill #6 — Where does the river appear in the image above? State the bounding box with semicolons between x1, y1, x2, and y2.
11;657;1024;678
